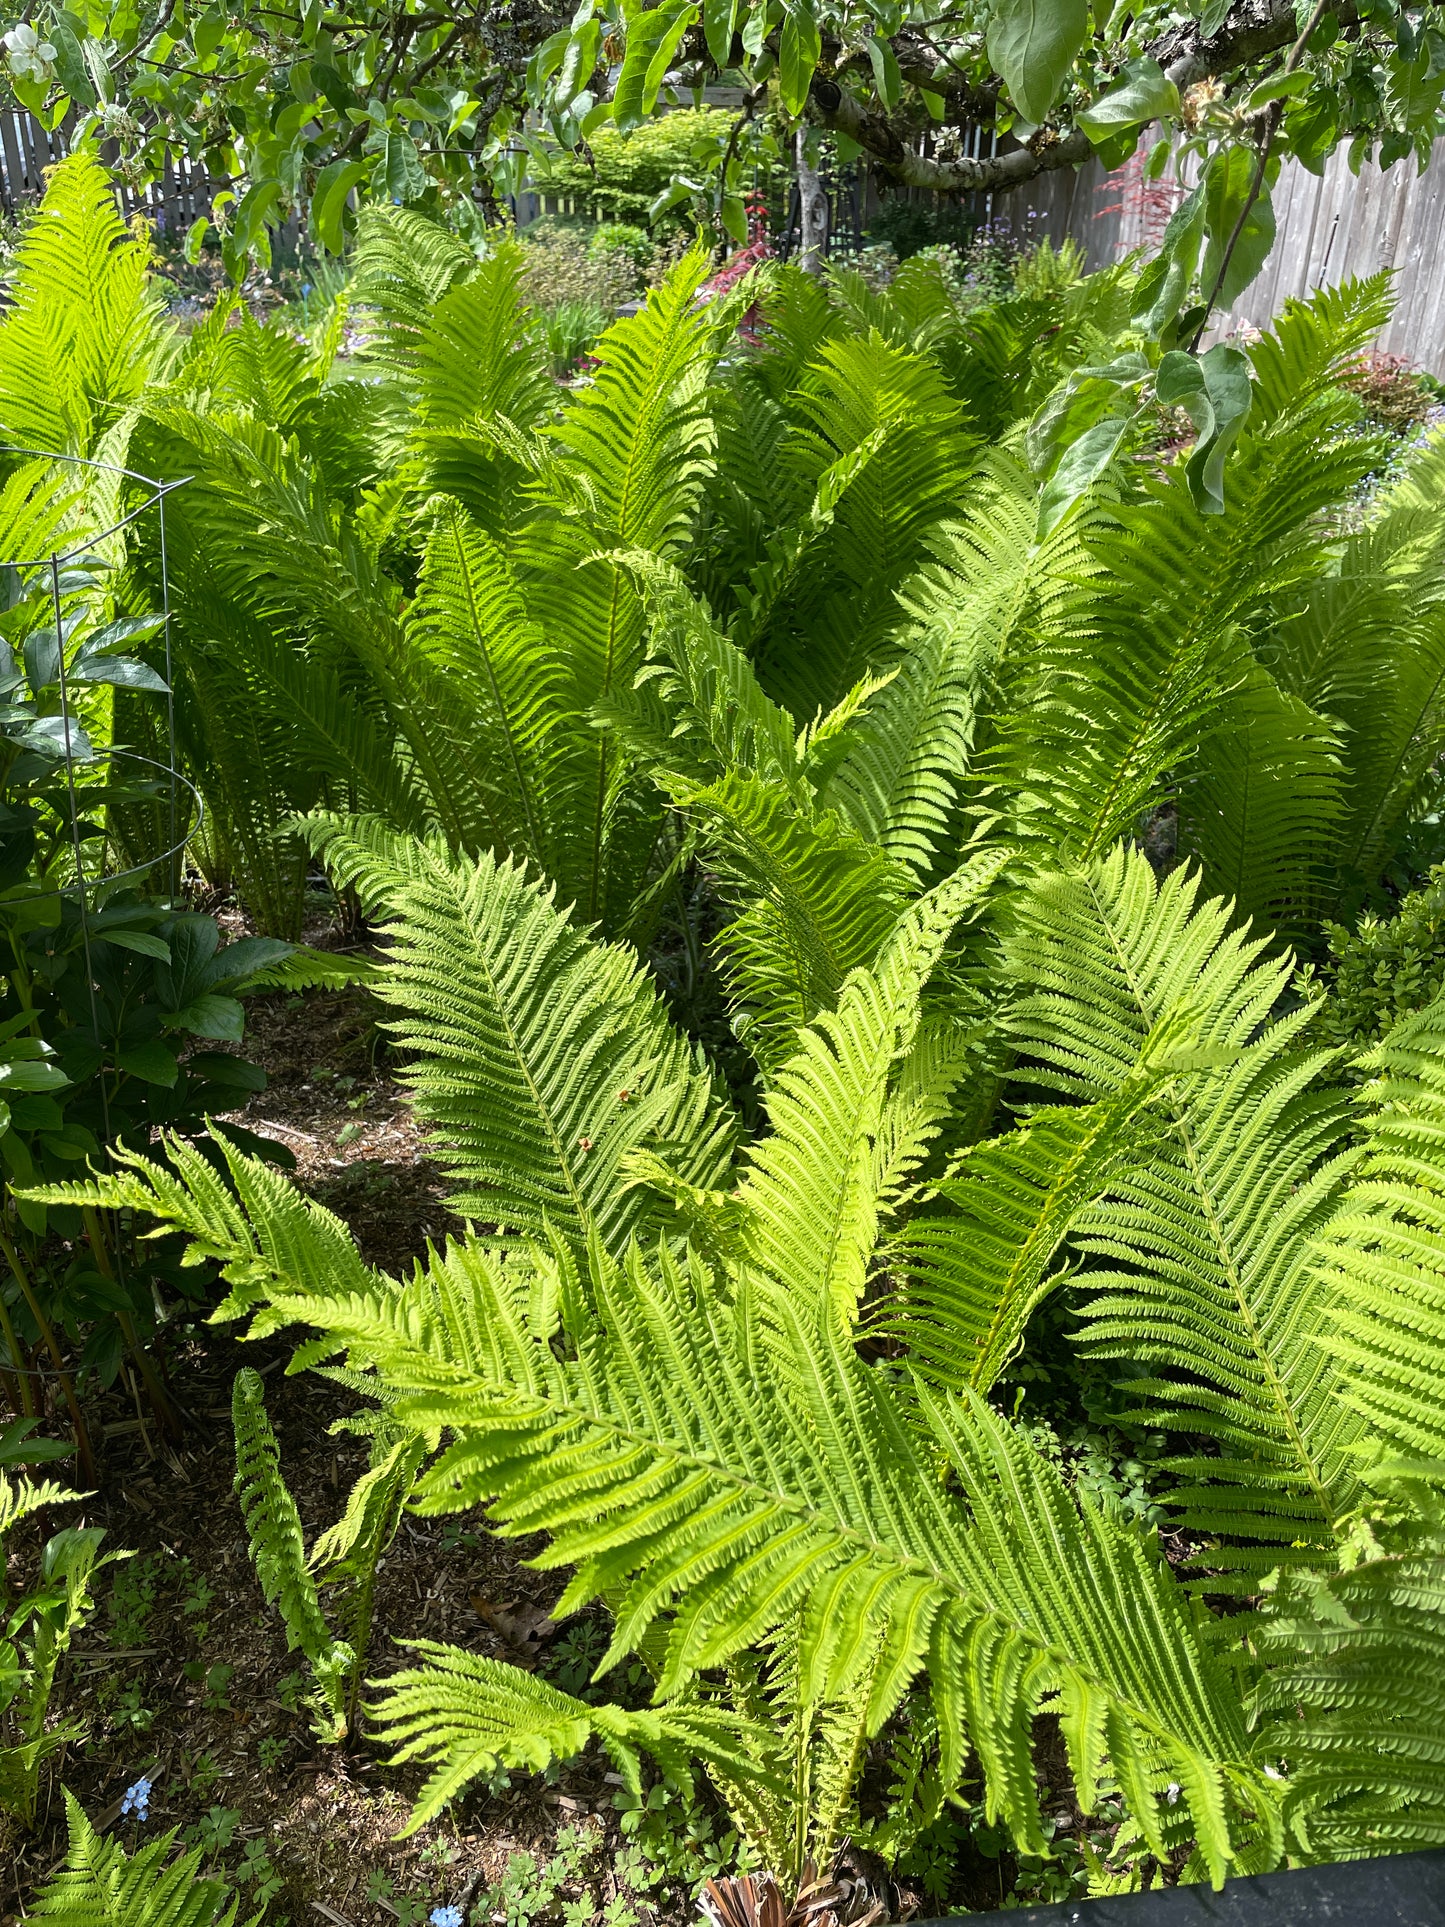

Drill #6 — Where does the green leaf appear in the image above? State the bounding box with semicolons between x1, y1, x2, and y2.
1078;57;1178;138
704;0;737;68
556;19;601;105
1155;344;1253;516
116;1041;180;1087
310;158;369;254
1130;181;1205;338
1200;144;1276;310
987;0;1089;124
863;31;902;109
780;1;822;114
0;1059;69;1094
46;21;97;108
71;652;169;692
380;130;428;204
1037;415;1132;535
612;3;695;130
96;929;171;961
165;994;246;1042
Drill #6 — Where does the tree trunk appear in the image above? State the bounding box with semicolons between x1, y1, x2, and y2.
795;128;828;276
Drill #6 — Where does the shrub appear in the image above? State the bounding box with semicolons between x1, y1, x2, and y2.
1341;350;1440;435
518;217;638;313
527;108;734;227
1305;865;1445;1052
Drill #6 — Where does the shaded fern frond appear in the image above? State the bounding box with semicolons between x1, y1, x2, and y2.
370;1640;781;1834
232;1366;352;1735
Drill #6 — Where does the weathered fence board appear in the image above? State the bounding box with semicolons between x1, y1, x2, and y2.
1026;133;1445;373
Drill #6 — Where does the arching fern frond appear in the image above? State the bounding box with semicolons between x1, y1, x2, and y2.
45;1146;1264;1876
738;850;1007;1330
302;816;738;1249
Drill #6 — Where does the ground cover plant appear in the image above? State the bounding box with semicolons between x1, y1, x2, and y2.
4;148;1445;1923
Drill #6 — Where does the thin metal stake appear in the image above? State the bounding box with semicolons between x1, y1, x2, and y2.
158;485;178;901
50;553;110;1147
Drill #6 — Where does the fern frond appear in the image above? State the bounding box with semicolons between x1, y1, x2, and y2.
32;1136;1269;1876
0;152;171;460
232;1366;352;1735
370;1641;781;1834
1178;661;1345;943
31;1790;254;1927
1005;848;1366;1577
1257;1523;1445;1856
1317;999;1445;1458
302;817;738;1248
738;850;1007;1329
679;771;912;1070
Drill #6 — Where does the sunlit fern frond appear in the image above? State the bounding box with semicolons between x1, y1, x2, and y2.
677;771;913;1071
232;1367;352;1737
1004;847;1366;1581
737;851;1007;1330
31;1790;255;1927
0;152;172;461
1316;998;1445;1459
303;816;739;1248
35;1136;1266;1879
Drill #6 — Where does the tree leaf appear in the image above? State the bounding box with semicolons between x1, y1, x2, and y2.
1078;56;1178;138
780;2;823;114
987;0;1089;124
1155;344;1253;515
1200;144;1277;310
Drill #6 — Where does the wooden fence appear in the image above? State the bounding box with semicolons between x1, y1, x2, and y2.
1024;134;1445;374
0;108;214;238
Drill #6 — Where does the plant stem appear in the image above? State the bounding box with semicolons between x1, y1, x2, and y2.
81;1205;182;1443
1188;0;1332;351
0;1286;34;1418
0;1220;94;1479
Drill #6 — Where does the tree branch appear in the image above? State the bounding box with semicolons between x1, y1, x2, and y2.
805;0;1364;196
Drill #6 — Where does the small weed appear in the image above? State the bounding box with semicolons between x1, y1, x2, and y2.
365;1871;428;1923
256;1733;288;1772
181;1568;216;1642
543;1620;608;1700
183;1659;236;1711
109;1552;163;1646
276;1669;308;1712
172;1750;222;1798
185;1803;241;1867
237;1835;286;1907
107;1680;156;1735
